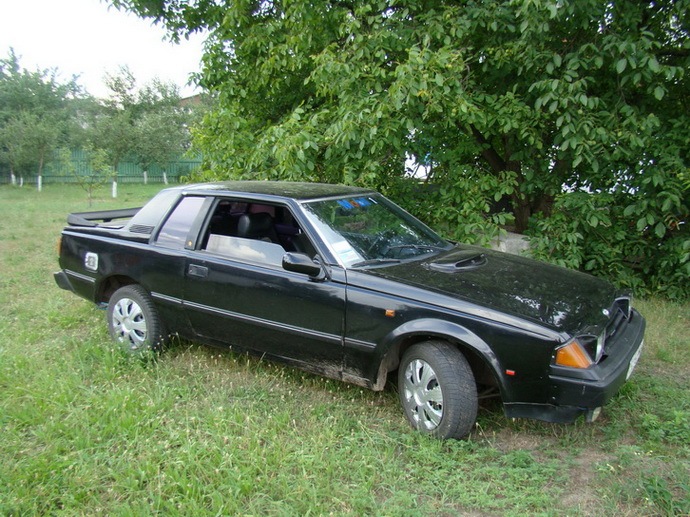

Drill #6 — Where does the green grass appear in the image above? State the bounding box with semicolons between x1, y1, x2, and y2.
1;184;688;516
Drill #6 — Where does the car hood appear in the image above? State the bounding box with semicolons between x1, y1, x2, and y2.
366;245;617;334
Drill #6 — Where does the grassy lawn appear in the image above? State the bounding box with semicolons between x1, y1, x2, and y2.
1;184;688;516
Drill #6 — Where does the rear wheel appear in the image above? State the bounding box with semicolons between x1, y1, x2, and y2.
107;285;166;355
398;341;478;439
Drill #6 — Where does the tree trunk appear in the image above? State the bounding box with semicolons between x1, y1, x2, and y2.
511;192;556;233
533;193;555;218
512;193;531;233
37;154;44;192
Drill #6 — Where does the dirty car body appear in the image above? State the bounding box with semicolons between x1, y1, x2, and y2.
55;182;646;439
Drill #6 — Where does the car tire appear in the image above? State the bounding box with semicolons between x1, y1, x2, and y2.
398;341;478;439
107;285;166;355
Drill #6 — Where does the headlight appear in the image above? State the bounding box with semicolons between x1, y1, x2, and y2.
577;333;605;363
615;295;632;319
555;339;594;369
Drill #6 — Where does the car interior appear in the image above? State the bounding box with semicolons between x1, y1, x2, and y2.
201;200;317;261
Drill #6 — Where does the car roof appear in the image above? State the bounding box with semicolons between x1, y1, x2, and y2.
179;181;375;201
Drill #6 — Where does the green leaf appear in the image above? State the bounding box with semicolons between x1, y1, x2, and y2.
654;86;665;100
616;58;627;74
654;222;666;238
648;57;661;73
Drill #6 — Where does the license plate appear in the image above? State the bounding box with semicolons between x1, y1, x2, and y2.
626;341;644;380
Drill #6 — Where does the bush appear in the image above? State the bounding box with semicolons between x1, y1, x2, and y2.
528;173;689;301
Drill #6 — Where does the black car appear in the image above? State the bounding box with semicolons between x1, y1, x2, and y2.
55;181;646;439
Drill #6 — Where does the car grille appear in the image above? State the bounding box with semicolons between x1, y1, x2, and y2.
605;297;632;340
598;296;633;361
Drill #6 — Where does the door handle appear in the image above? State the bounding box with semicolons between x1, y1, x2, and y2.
188;264;208;278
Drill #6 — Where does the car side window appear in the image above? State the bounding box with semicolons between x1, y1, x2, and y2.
156;196;206;249
206;234;286;267
200;200;317;264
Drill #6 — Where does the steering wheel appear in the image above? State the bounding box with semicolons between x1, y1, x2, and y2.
365;230;394;257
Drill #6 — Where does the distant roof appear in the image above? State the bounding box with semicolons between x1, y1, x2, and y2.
179;94;203;107
180;181;375;201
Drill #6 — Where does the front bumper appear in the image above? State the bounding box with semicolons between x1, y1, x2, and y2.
505;308;646;423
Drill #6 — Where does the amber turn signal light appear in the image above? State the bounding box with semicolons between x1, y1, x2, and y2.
555;340;593;369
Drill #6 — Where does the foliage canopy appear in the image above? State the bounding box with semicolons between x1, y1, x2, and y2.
114;0;689;298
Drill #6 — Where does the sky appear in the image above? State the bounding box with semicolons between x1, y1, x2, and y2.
0;0;205;98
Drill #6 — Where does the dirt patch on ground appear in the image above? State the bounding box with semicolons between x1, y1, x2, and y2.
484;428;551;453
557;449;613;515
480;427;616;516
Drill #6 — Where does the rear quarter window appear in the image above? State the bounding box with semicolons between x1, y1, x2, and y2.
156;196;206;249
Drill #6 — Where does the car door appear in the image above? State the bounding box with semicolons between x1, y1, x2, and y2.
182;202;346;369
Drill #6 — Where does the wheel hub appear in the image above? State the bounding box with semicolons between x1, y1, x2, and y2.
112;297;147;349
403;358;443;431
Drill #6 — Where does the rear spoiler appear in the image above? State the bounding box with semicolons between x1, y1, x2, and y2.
67;207;141;227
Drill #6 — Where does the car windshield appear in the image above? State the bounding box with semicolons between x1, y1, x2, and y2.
302;194;451;267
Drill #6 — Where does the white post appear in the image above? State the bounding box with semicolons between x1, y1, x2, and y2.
163;171;168;185
143;170;148;184
10;172;16;185
112;179;118;198
38;175;43;192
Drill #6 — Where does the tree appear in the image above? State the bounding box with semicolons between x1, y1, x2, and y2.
132;80;190;184
58;147;112;206
0;112;34;185
0;49;83;188
111;0;689;298
90;67;191;195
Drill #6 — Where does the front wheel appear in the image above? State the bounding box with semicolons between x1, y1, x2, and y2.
107;285;166;355
398;341;478;439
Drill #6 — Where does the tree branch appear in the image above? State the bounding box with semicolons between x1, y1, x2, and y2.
469;124;506;174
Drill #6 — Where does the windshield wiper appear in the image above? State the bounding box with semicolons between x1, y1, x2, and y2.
386;244;447;253
351;258;401;268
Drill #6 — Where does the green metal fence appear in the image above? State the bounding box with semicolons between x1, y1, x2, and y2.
0;149;203;185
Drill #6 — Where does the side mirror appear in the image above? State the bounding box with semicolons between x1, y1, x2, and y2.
282;252;327;280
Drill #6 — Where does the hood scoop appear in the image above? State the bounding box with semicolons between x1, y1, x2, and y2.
423;249;488;273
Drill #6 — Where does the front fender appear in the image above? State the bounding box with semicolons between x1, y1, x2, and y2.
372;318;507;395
